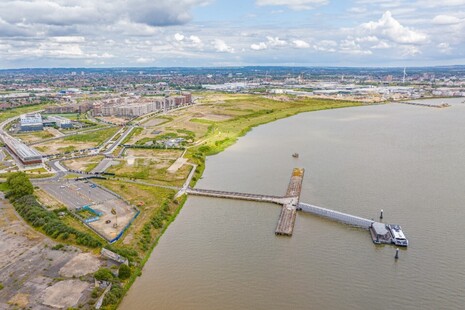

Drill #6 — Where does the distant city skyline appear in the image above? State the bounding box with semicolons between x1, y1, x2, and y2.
1;0;464;68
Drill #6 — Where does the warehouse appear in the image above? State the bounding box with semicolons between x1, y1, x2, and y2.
3;135;43;166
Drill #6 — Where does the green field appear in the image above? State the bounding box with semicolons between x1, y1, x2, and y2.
0;103;51;122
63;127;119;144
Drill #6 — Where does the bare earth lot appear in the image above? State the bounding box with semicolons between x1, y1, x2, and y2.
0;197;100;309
38;180;138;242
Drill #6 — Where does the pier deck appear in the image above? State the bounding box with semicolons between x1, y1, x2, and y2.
185;168;408;245
398;101;450;108
275;168;304;236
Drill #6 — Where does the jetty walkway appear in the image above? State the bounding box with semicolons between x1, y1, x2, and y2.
398;101;450;108
186;167;405;244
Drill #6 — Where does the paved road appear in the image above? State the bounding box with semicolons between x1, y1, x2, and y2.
103;126;134;155
91;158;116;174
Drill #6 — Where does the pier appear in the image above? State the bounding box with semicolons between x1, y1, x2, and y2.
185;188;293;205
275;168;304;236
398;101;450;108
186;167;408;245
187;168;304;236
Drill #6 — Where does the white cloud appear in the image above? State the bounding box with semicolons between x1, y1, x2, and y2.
266;36;287;46
313;40;337;52
355;36;378;43
432;15;462;25
0;0;213;29
348;7;367;14
251;42;268;50
174;33;185;41
136;57;155;63
438;42;452;53
339;39;372;55
420;0;465;7
213;39;234;53
50;36;86;43
190;35;201;44
360;11;427;44
371;41;391;49
256;0;328;10
292;39;310;48
401;45;421;56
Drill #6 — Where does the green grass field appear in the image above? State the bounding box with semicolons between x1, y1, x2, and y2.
63;127;119;145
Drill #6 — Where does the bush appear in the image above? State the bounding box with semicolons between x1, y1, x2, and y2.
6;172;33;200
102;284;124;306
94;268;114;282
118;264;131;280
51;244;65;250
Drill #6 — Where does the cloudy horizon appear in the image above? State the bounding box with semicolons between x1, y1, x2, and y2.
1;0;465;68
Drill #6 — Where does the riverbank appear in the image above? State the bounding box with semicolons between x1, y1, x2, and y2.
0;94;363;309
108;94;363;309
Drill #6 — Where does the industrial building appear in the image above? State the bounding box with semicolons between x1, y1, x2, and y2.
45;115;73;129
3;135;42;166
19;113;43;131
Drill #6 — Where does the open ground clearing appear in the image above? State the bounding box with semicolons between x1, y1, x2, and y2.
107;157;192;187
62;155;104;172
13;130;55;144
98;116;127;125
34;140;96;155
35;188;65;209
0;196;99;309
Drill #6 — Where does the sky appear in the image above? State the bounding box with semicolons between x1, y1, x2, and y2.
0;0;465;68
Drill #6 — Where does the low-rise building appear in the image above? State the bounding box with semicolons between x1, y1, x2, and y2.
20;113;43;131
46;115;73;129
3;135;42;166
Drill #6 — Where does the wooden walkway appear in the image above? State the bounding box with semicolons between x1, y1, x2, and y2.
186;168;305;237
275;168;304;236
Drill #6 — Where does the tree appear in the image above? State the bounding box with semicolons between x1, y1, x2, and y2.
118;264;131;280
6;172;33;200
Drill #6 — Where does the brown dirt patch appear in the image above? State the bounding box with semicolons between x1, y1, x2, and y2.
8;293;29;308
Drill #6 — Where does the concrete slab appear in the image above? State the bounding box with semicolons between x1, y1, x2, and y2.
59;253;101;278
41;279;89;309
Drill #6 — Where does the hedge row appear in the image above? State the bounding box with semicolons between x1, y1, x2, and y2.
14;195;102;248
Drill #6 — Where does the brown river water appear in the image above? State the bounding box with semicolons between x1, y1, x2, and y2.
120;98;465;310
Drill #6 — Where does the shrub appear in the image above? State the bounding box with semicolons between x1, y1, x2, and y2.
6;172;33;200
12;195;102;248
118;264;131;280
94;268;114;282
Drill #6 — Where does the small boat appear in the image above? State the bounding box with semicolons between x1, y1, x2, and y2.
292;153;299;158
387;224;409;247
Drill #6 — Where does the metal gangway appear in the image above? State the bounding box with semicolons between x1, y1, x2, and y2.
298;202;374;229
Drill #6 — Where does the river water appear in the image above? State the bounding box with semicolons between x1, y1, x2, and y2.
120;99;465;310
